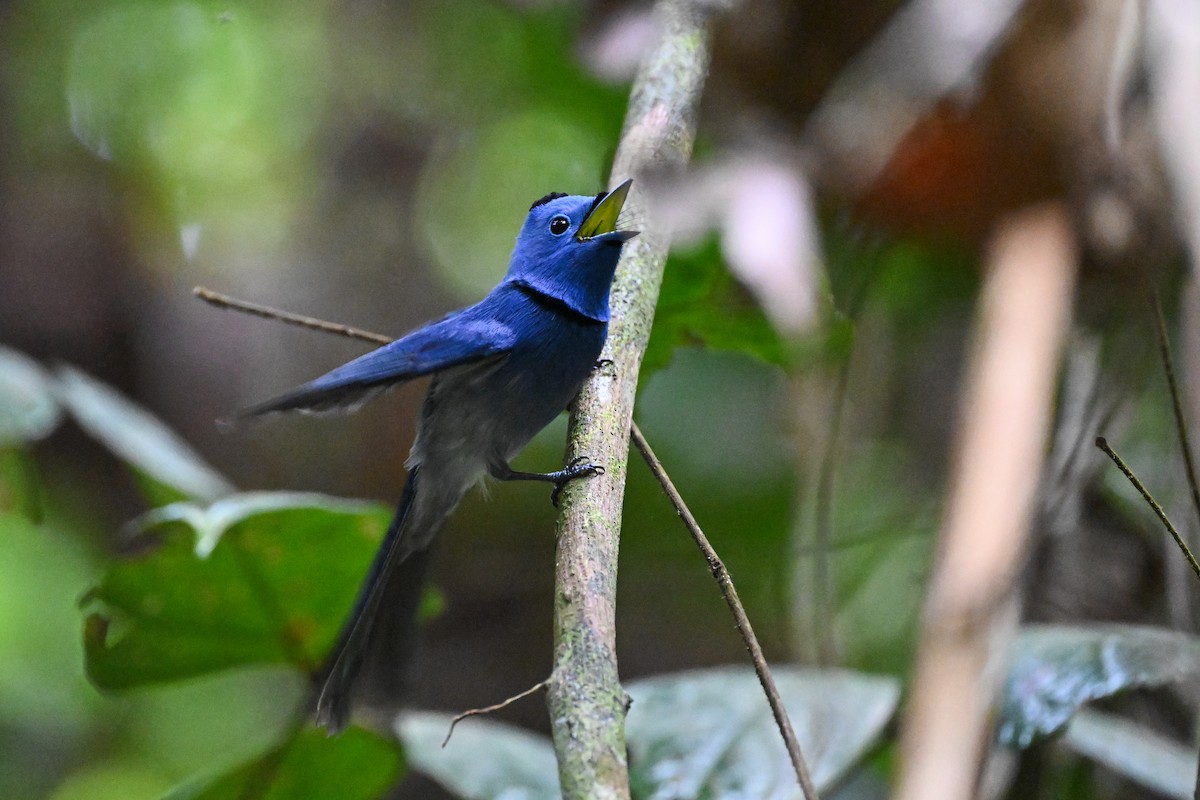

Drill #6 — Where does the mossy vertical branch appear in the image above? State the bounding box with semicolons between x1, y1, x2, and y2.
547;1;718;796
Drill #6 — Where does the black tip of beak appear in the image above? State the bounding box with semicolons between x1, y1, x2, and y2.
597;230;639;244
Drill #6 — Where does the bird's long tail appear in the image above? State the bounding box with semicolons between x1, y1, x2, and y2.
315;467;437;733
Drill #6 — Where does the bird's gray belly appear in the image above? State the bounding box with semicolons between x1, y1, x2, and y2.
407;354;584;489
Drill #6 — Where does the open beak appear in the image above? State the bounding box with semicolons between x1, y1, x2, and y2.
576;178;638;243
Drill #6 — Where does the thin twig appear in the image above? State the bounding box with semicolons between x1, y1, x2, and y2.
1096;436;1200;581
1149;290;1200;532
194;286;391;346
630;424;820;800
195;285;822;797
442;680;549;748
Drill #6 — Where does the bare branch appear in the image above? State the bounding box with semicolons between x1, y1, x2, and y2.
1096;436;1200;582
630;423;820;799
442;680;549;748
1149;289;1200;533
193;286;390;346
894;204;1076;800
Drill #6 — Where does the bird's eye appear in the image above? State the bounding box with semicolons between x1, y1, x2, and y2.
549;215;570;236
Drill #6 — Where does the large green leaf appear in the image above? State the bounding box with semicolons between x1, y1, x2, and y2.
999;624;1200;747
83;492;390;690
643;238;789;378
397;712;560;800
626;667;899;797
167;726;402;800
0;346;61;446
55;366;234;503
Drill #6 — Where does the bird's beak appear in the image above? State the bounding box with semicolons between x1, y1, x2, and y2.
576;178;638;243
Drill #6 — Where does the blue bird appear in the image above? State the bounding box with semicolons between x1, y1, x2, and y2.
244;180;637;732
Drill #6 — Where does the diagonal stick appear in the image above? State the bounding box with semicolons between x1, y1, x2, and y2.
1096;436;1200;581
629;424;820;799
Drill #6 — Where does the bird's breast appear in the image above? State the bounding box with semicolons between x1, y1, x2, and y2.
409;314;606;479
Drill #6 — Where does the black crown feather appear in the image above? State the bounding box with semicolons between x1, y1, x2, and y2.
529;192;568;211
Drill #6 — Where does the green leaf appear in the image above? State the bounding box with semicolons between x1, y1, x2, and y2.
396;712;560;800
83;492;391;690
167;726;402;800
130;469;197;510
47;762;171;800
0;448;44;520
54;366;234;503
625;667;900;796
0;511;98;730
644;237;788;378
0;346;61;446
1060;708;1195;800
999;624;1200;747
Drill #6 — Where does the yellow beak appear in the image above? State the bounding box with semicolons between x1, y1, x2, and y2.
576;179;636;241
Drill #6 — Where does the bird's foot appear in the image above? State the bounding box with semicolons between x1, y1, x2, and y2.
550;457;605;507
491;459;606;507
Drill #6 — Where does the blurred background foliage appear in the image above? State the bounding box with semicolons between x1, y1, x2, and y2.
2;0;1199;797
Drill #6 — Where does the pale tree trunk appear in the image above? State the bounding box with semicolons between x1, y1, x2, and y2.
548;1;720;797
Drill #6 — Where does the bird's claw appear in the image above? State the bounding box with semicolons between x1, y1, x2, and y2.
550;458;605;507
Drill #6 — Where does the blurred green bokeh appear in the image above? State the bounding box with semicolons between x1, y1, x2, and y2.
8;0;1169;797
6;0;625;291
0;1;949;793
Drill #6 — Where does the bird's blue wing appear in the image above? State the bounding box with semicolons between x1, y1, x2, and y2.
242;311;516;416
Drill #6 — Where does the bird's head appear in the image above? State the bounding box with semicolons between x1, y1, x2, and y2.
504;179;638;322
